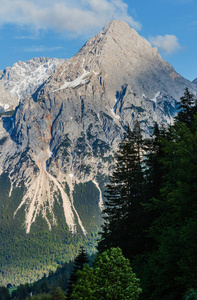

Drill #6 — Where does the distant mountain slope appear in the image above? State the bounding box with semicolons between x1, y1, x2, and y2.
192;78;197;85
0;20;196;286
0;57;66;105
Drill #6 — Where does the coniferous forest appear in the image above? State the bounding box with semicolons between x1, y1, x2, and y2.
0;88;197;299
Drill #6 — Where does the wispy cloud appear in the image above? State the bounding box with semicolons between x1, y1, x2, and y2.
149;34;182;54
0;0;141;36
14;35;39;40
24;46;63;52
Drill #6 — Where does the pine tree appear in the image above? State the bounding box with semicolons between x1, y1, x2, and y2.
51;287;66;300
144;122;164;201
98;122;146;260
0;286;10;300
175;87;196;127
67;246;89;299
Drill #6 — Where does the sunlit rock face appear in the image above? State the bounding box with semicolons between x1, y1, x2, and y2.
0;57;67;106
0;83;18;112
0;20;196;234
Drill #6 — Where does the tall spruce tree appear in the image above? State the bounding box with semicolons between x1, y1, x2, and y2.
98;122;146;260
67;246;89;299
175;87;196;127
144;122;165;201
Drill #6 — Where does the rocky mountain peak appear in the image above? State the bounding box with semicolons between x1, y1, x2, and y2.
0;20;196;236
78;20;161;64
102;19;138;39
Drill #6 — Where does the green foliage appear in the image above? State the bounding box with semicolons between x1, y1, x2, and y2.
70;265;97;300
67;246;89;299
98;122;146;259
73;181;101;232
29;293;52;300
70;247;142;300
175;87;196;126
51;287;66;300
185;289;197;300
12;283;31;299
0;286;10;300
142;118;197;299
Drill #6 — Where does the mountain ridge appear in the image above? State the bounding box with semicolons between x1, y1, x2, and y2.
0;57;67;109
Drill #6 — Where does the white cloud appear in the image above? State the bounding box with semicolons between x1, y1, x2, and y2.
24;46;63;52
0;0;141;35
149;34;182;54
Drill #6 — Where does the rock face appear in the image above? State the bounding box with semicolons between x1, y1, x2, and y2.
0;83;18;112
193;78;197;85
1;20;197;235
0;57;66;105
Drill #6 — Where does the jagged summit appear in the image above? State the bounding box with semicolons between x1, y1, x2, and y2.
78;19;161;64
97;19;140;42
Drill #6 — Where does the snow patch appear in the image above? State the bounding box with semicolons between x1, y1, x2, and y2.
150;91;160;103
53;70;91;92
111;108;120;119
81;58;85;68
0;102;10;110
113;94;122;119
93;71;100;75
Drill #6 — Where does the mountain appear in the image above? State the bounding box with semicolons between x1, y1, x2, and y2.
193;78;197;85
0;20;196;286
0;57;66;109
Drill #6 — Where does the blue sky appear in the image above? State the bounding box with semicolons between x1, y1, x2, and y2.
0;0;196;81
